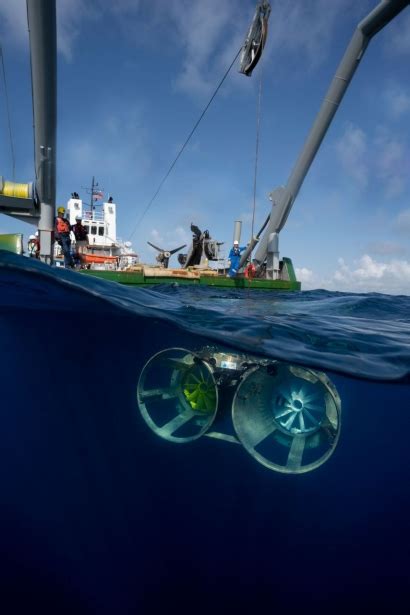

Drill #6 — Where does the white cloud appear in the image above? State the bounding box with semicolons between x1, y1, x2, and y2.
295;266;314;284
103;0;364;99
167;0;243;99
0;0;97;61
301;255;410;295
57;0;99;62
268;0;361;67
0;0;371;98
383;85;410;118
0;0;243;98
335;123;409;199
335;123;368;188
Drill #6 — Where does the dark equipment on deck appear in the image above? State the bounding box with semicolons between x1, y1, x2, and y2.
178;223;223;268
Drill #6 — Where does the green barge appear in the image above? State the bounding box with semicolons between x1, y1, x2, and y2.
80;257;300;291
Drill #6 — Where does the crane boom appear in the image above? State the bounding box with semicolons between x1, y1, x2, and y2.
247;0;410;275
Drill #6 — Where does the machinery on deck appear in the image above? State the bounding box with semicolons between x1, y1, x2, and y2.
177;224;224;269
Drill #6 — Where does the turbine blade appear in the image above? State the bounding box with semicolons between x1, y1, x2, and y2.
169;244;187;255
147;241;163;252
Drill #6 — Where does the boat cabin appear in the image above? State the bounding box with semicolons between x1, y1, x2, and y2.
54;195;138;269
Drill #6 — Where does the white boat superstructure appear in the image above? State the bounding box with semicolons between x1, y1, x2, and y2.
67;196;117;249
54;195;139;269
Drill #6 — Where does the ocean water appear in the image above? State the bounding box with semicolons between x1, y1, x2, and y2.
1;250;409;613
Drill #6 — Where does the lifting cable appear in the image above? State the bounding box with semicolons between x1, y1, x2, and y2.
250;66;263;260
0;44;16;181
128;46;242;241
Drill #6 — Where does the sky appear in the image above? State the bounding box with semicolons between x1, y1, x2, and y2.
0;0;409;294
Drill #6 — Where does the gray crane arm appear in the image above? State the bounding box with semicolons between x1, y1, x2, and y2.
27;0;57;263
252;0;410;267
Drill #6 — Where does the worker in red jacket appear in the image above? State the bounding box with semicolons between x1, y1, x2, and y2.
55;206;74;268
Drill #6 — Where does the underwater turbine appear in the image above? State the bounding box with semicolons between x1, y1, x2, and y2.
137;347;341;474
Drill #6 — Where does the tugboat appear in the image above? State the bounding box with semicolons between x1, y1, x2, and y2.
54;185;139;270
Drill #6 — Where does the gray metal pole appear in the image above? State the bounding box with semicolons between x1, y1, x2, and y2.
254;0;410;267
233;220;242;244
27;0;57;264
90;176;95;218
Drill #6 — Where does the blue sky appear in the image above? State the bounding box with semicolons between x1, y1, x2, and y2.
0;0;409;294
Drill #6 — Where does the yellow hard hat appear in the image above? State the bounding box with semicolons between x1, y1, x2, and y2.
57;206;65;214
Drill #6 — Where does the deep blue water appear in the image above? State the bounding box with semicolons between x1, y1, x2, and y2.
1;251;409;613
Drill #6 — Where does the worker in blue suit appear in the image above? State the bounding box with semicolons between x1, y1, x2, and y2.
228;240;246;277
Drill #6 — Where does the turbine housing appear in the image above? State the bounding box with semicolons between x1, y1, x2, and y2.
136;346;341;474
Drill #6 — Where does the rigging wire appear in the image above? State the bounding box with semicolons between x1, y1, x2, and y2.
0;45;16;181
250;61;264;260
128;46;242;241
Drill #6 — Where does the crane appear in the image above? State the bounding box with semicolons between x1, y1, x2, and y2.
239;0;410;279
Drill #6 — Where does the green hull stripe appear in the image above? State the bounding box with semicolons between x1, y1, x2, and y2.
81;269;301;291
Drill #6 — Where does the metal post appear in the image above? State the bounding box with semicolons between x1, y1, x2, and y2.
233;220;242;244
27;0;57;264
90;176;95;218
266;232;279;279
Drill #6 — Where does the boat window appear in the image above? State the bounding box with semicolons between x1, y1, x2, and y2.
84;224;90;232
91;225;97;235
98;226;104;236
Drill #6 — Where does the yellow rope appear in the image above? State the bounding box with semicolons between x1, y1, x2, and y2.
1;180;31;199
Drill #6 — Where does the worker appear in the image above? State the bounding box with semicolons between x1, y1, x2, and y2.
27;232;40;258
55;206;74;268
72;215;88;260
228;240;246;277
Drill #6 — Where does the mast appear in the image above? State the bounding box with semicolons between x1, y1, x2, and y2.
27;0;57;264
90;176;95;218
